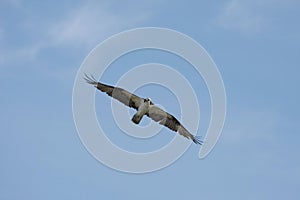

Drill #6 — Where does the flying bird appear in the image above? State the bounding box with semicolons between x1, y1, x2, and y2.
84;74;202;144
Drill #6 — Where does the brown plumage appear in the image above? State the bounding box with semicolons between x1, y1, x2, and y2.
84;74;202;144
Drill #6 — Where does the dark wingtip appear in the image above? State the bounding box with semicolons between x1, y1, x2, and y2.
193;136;203;145
83;73;98;86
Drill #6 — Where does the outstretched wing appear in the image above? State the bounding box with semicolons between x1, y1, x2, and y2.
147;105;202;144
84;74;143;110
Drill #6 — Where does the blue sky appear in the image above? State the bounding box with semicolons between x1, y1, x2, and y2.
1;0;300;199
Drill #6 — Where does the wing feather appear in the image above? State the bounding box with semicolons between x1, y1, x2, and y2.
84;74;142;110
147;106;202;144
84;74;202;144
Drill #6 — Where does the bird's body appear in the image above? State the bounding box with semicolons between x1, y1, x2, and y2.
132;98;151;124
84;74;202;144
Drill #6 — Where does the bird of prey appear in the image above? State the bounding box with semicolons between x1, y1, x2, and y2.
84;74;202;144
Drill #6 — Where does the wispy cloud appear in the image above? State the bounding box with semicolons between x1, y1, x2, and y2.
48;2;150;49
217;0;299;35
222;109;280;145
217;0;266;34
0;1;156;67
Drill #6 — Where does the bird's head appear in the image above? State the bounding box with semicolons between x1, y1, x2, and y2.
144;98;154;105
144;98;150;102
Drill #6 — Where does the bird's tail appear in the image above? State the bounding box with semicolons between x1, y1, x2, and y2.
131;113;143;124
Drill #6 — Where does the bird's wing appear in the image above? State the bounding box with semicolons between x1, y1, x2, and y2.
84;74;143;110
147;105;202;144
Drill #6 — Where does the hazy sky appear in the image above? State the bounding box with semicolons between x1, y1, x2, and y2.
1;0;300;199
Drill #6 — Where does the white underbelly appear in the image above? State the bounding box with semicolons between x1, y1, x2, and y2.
137;103;149;116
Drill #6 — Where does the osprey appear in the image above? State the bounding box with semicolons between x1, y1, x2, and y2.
84;74;202;144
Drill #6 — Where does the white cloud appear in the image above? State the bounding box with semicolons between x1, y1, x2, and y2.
48;2;150;50
217;0;266;34
0;1;155;67
1;0;23;8
221;109;280;145
217;0;299;35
